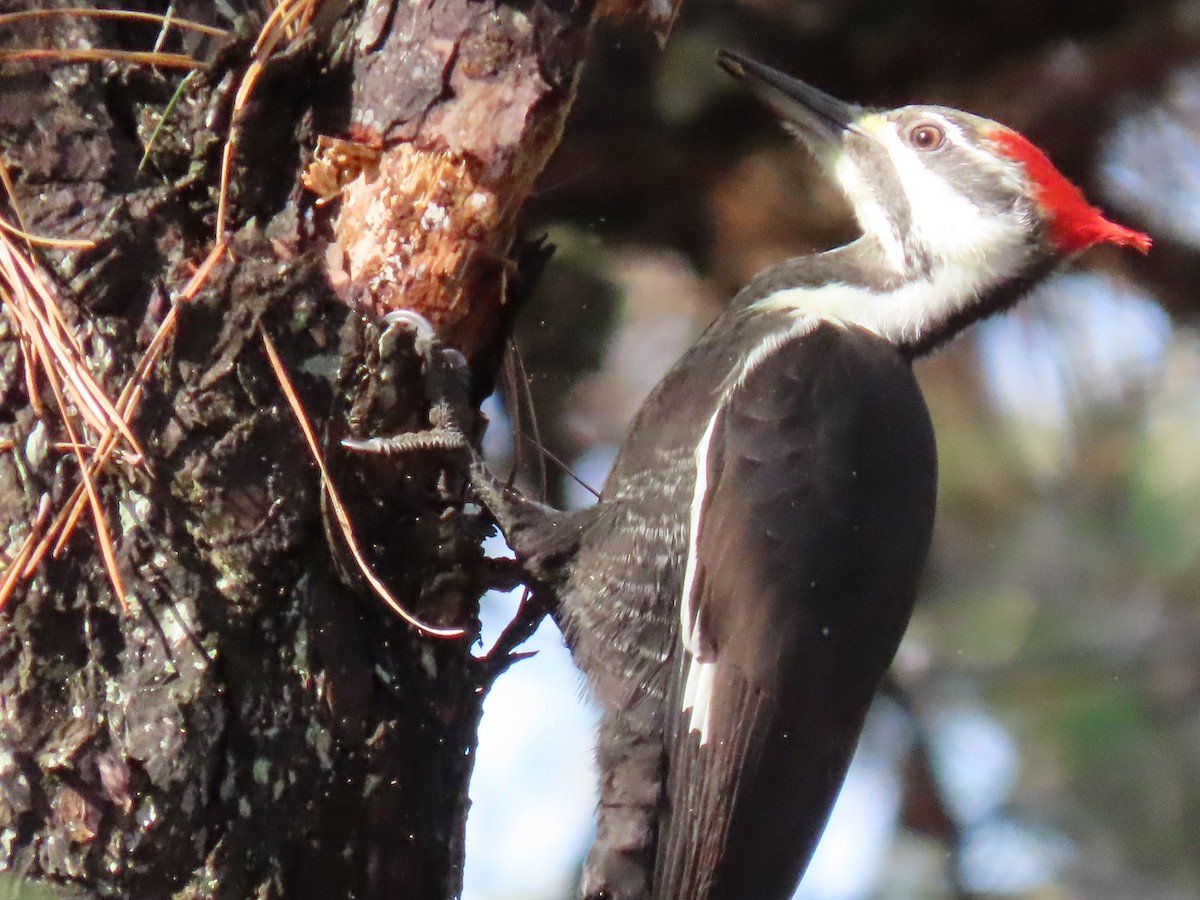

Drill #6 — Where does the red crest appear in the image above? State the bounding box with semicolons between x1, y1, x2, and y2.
989;128;1151;254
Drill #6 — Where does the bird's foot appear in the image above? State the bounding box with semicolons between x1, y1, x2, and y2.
341;309;472;457
342;310;565;627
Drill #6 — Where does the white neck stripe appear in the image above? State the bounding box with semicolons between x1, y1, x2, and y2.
750;255;1015;349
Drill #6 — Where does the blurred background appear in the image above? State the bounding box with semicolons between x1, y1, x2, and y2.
464;1;1200;897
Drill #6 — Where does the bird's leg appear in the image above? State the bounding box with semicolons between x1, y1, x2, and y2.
341;309;572;607
341;309;523;584
343;309;563;555
341;311;553;676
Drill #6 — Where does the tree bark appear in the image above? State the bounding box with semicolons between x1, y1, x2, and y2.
0;1;674;897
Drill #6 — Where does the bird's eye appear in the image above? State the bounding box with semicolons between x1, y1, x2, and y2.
909;123;945;151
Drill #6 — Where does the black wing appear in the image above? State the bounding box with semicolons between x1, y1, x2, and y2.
654;323;937;900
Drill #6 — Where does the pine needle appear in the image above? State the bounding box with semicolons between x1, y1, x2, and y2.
0;8;228;38
259;326;465;638
0;48;201;70
138;71;196;173
0;214;95;250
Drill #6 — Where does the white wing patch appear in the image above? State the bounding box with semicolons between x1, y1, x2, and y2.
679;316;821;746
679;409;721;745
682;656;718;744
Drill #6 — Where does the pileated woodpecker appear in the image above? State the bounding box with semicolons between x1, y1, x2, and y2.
354;50;1151;900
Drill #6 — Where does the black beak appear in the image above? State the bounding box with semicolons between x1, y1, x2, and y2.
717;50;862;140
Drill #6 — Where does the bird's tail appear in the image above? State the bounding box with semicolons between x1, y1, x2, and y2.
581;701;665;900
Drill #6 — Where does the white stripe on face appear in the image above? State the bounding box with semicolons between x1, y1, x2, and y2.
871;115;1031;273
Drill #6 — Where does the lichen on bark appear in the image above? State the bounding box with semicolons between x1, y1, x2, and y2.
0;0;678;896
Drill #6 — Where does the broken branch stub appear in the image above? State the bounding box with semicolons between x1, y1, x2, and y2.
323;2;590;359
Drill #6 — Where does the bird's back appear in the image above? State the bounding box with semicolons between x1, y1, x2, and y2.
655;322;936;899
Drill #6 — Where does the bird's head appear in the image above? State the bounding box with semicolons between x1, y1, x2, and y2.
717;50;1150;351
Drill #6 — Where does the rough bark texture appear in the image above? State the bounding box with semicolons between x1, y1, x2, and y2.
0;0;672;897
333;0;586;360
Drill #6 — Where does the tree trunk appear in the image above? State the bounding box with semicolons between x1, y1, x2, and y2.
0;1;674;897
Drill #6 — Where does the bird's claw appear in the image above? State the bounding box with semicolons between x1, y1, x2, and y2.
343;308;472;457
380;308;437;359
